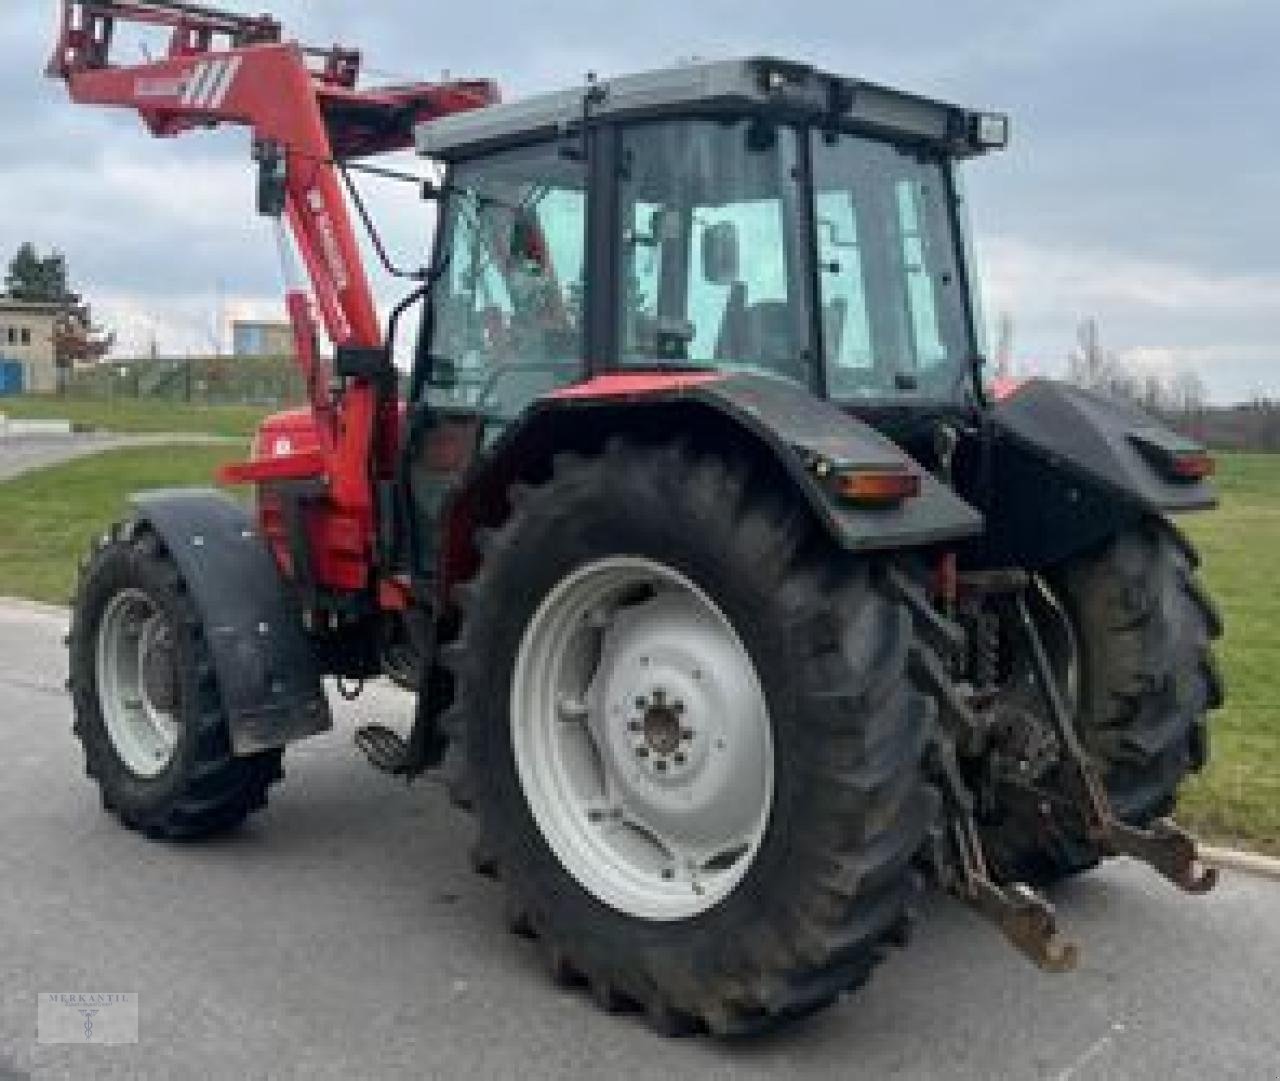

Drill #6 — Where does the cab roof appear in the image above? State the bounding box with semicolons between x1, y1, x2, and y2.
415;56;1007;162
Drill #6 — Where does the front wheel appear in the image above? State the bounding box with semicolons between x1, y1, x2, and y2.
67;522;282;839
443;440;936;1035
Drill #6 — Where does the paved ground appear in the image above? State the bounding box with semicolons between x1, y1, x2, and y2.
1;600;1277;1081
0;433;231;482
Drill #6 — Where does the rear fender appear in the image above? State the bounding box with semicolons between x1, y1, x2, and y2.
130;489;331;755
964;379;1217;569
437;372;982;594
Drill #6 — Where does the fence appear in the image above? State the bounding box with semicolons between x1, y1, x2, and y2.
63;356;307;407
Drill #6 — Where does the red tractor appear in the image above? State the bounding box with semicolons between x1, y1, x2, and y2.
54;1;1222;1036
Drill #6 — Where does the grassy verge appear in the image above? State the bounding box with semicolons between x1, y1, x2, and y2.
1176;453;1280;856
0;395;270;439
0;443;246;604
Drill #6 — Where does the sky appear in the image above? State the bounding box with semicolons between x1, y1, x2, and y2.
4;0;1278;402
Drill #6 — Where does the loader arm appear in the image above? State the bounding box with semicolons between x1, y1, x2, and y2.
49;0;497;542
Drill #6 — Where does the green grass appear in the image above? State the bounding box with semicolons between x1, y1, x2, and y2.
0;444;247;605
1176;453;1280;855
0;395;270;439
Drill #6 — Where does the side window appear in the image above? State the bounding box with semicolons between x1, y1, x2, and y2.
616;119;810;385
428;143;586;420
895;179;947;369
815;190;873;371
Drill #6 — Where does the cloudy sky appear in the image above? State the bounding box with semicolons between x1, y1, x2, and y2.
5;0;1278;400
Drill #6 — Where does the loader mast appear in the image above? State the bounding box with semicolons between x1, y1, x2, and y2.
49;0;498;578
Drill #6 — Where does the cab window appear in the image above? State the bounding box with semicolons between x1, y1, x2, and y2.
426;141;586;420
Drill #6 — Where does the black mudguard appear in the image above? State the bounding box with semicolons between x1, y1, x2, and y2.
965;379;1217;569
470;372;981;555
130;489;331;755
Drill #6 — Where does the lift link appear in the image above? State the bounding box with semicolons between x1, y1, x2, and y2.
914;653;1080;973
898;561;1080;974
1009;589;1218;895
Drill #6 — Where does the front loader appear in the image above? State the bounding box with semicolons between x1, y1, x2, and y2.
53;1;1223;1037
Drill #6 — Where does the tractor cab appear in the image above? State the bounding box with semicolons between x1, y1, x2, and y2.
411;58;1008;434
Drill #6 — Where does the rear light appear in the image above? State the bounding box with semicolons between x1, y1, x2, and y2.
832;466;921;506
1128;431;1215;484
1169;451;1215;481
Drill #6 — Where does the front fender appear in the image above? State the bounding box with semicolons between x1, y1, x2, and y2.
130;489;331;755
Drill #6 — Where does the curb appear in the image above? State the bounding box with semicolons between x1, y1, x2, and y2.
0;597;70;621
1202;845;1280;883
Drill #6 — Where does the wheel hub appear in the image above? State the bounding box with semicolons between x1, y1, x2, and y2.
639;693;684;756
140;623;177;714
96;589;181;779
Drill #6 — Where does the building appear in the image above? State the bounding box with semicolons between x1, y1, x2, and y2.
231;319;295;359
0;298;61;394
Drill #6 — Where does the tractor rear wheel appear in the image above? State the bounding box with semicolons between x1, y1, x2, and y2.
983;520;1222;884
67;521;283;839
442;440;935;1036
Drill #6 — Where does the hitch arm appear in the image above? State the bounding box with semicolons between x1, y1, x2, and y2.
1010;590;1218;895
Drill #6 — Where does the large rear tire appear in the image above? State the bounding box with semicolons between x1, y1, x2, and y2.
983;520;1223;884
67;521;283;839
442;440;935;1035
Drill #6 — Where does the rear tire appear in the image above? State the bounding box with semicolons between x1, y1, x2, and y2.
443;440;935;1035
67;521;283;839
983;519;1222;884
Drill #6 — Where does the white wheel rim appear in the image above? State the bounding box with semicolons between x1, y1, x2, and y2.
96;588;180;778
511;556;774;921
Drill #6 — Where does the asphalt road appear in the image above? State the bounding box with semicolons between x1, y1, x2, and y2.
1;599;1277;1081
0;433;230;482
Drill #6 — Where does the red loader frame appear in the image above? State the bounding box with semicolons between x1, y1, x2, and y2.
49;0;499;602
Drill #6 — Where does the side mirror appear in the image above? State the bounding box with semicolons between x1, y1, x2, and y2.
253;140;288;218
702;221;740;285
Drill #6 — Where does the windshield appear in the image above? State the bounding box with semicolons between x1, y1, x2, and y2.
811;131;972;400
424;140;587;419
617;119;814;387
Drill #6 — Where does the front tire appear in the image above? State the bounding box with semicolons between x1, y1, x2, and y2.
443;440;935;1035
67;521;283;839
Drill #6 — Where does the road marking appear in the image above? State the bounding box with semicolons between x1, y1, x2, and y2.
1051;1022;1126;1081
